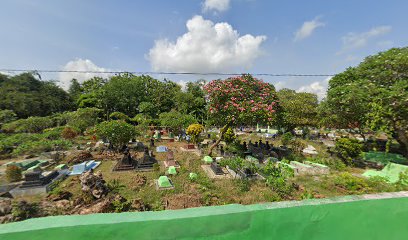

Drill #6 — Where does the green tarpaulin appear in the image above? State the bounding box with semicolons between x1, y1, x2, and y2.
363;162;408;183
189;172;198;180
203;156;213;164
158;176;172;188
168;166;177;175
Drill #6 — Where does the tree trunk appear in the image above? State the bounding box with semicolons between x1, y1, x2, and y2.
394;128;408;158
207;121;232;156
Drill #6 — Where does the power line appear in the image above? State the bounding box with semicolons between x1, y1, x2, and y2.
0;69;335;77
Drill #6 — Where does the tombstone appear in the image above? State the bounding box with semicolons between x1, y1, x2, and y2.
113;150;136;171
259;140;264;149
185;144;196;150
20;170;58;189
248;140;253;147
207;133;211;139
137;147;157;170
220;146;225;156
156;146;168;152
254;141;259;148
242;141;247;151
150;138;155;147
164;150;179;168
265;141;271;150
210;162;224;175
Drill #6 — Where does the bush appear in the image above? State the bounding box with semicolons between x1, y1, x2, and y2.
67;108;101;132
289;139;306;154
11;201;39;221
61;126;78;139
42;127;65;140
334;138;363;165
107;179;125;194
186;124;204;144
95;120;137;150
333;172;368;193
281;132;293;146
236;179;251;192
266;176;295;198
13;139;72;156
6;165;22;182
0;109;17;124
223;127;236;144
219;157;244;171
1;117;53;133
109;112;130;121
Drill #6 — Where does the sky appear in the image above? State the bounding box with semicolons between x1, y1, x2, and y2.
1;0;407;99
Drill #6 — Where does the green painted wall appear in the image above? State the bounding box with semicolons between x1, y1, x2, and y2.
1;195;408;240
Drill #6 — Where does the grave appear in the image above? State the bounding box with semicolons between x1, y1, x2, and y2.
10;169;68;197
69;160;101;176
164;150;179;168
302;145;318;155
113;150;137;171
156;146;168;153
203;156;213;164
290;161;315;176
136;147;157;171
167;166;177;175
156;176;174;190
210;162;224;175
55;164;68;170
185;144;196;150
304;161;330;175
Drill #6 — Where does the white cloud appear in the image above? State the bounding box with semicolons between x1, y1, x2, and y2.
59;58;110;90
294;16;325;42
148;15;266;73
297;77;332;100
202;0;230;13
338;26;392;54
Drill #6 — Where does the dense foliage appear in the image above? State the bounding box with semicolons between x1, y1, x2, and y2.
0;73;73;118
95;120;137;150
325;47;408;156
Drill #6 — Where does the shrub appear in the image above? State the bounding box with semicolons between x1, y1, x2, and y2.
61;126;78;139
95;120;137;150
333;172;367;192
334;138;363;165
0;109;17;124
67;108;101;132
13;139;72;156
107;179;125;194
42;127;65;140
1;117;53;133
219;157;244;171
11;201;39;221
236;179;251;192
281;132;293;146
6;165;22;182
109;112;130;121
186;123;204;144
266;176;295;198
289;139;306;154
223;127;236;144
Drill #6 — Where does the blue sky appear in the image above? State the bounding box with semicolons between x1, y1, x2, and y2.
1;0;407;98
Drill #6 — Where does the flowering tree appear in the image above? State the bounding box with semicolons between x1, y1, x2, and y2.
204;74;278;155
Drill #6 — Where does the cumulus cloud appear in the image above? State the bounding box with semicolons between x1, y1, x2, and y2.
294;16;325;42
148;15;266;73
297;77;332;100
202;0;230;13
58;59;110;90
338;26;392;54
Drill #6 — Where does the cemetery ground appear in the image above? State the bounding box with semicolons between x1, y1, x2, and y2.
1;132;407;224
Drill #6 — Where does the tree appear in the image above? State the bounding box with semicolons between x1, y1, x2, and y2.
95;120;137;150
277;89;318;131
159;110;196;135
186;124;204;144
68;79;83;102
0;73;74;118
0;110;17;125
326;48;408;156
6;165;22;182
204;74;278;155
67;108;102;133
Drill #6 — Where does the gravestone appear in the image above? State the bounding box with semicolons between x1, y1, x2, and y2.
113;150;136;171
137;147;157;170
185;144;195;150
20;170;58;189
164;150;178;168
210;162;224;175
